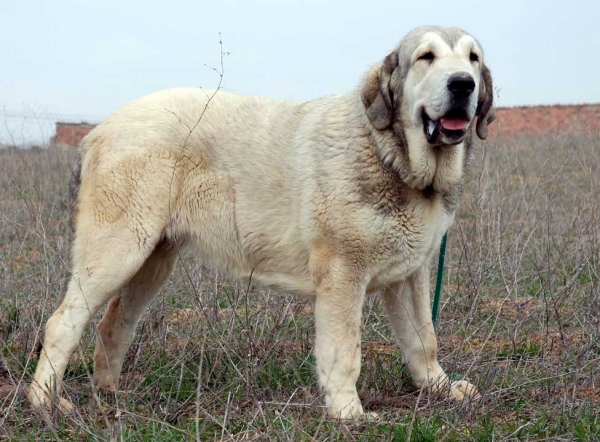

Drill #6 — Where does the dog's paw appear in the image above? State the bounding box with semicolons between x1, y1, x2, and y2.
448;379;480;401
28;386;75;414
326;394;364;420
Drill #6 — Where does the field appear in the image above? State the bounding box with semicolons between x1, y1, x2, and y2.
0;133;599;441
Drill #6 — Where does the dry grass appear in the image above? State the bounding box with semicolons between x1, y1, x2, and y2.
0;133;599;441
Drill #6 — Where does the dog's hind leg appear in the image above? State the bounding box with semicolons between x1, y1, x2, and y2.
93;239;178;391
28;225;160;412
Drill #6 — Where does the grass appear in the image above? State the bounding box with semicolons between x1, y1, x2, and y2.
0;131;599;441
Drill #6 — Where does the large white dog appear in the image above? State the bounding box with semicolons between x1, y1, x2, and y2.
29;25;494;419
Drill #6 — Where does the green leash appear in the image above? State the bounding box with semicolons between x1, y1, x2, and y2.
432;232;466;382
432;231;448;329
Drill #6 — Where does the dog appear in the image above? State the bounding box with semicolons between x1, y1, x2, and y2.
29;25;494;419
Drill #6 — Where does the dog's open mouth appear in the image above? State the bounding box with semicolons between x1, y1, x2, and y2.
423;109;470;146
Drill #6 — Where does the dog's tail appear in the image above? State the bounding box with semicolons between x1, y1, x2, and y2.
68;151;82;235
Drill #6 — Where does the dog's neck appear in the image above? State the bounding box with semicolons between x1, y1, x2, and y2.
365;114;471;194
359;113;467;213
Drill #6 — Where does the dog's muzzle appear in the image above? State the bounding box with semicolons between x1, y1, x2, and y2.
423;73;475;147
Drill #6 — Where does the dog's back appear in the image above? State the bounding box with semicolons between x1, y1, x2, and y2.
75;88;332;292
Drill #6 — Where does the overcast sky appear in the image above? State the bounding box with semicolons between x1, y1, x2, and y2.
1;0;599;145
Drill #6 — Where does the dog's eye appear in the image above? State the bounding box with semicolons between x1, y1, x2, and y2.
418;52;434;62
470;52;479;62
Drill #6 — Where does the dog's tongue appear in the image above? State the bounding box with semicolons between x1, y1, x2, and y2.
440;117;468;130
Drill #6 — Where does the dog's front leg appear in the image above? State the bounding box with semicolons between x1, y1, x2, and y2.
382;265;479;400
311;250;366;419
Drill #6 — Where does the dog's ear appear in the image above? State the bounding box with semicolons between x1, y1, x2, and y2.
475;63;496;140
361;53;398;130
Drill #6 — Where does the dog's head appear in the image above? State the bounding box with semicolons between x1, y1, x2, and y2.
362;25;495;148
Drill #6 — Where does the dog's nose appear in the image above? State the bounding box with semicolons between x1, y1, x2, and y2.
447;73;475;97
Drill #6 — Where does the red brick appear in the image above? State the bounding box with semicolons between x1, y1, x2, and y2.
52;122;95;148
489;104;600;138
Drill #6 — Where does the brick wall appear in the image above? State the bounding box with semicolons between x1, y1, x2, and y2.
52;122;96;148
50;104;600;148
489;104;600;138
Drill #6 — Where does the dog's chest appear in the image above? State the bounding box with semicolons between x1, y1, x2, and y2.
366;197;452;292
